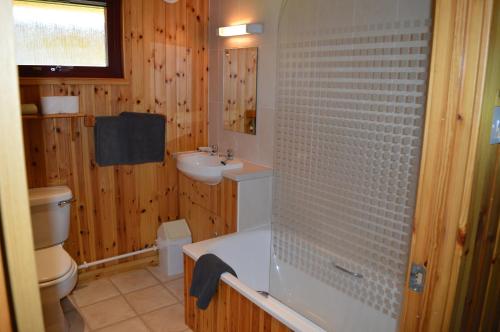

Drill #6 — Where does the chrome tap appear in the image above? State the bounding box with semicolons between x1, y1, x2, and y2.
209;144;218;156
220;148;234;165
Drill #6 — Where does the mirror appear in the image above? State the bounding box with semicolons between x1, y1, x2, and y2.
223;47;258;135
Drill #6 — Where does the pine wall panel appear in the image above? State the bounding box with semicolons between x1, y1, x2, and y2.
19;0;208;265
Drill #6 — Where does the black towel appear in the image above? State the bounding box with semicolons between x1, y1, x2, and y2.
94;112;165;166
189;253;237;310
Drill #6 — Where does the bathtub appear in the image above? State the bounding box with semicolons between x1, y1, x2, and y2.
183;227;325;332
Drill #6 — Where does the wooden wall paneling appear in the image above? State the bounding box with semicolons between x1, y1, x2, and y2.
164;2;182;222
197;0;208;148
137;5;160;251
400;0;495;330
138;0;162;251
201;0;208;148
188;0;208;150
451;0;500;328
185;0;194;151
79;84;98;262
130;0;144;113
22;119;47;188
69;116;87;263
165;3;179;154
176;1;187;151
93;86;119;261
154;0;170;224
479;214;500;331
55;113;80;260
19;0;208;267
192;0;200;149
456;152;500;329
143;0;156;115
184;255;291;332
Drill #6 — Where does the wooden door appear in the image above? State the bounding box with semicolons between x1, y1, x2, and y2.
0;1;45;330
400;0;499;331
0;232;13;332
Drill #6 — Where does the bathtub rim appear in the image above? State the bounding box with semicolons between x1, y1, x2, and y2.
183;229;326;332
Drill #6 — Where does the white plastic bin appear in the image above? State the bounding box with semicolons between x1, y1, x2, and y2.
157;219;192;276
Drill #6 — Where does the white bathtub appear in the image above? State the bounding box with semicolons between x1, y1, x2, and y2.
182;227;326;332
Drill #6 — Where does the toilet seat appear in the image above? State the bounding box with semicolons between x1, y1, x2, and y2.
35;244;76;287
38;259;77;289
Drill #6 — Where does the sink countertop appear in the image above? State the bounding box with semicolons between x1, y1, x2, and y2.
222;161;273;182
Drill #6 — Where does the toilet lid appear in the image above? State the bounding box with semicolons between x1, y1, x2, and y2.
35;245;73;283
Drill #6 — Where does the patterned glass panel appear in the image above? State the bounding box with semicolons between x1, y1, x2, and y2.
270;0;432;330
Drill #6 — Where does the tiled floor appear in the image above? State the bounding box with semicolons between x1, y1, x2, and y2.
67;265;192;332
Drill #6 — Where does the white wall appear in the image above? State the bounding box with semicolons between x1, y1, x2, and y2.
237;177;272;231
208;0;283;166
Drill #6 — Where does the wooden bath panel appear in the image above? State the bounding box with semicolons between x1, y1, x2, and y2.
184;255;291;332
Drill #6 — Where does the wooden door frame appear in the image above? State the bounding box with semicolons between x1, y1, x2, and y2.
400;0;496;330
0;0;45;331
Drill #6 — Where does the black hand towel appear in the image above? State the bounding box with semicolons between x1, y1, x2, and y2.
189;253;237;310
94;111;165;166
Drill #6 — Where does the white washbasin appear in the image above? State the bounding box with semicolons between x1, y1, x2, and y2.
176;152;243;185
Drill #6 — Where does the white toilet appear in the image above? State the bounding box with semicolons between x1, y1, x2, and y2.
29;186;78;332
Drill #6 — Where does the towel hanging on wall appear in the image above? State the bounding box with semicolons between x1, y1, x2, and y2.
94;112;166;166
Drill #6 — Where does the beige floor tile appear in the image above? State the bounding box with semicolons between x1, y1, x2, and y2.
95;317;149;332
147;265;183;283
110;269;159;294
164;278;184;303
141;304;187;332
125;284;178;314
80;296;136;330
70;279;120;307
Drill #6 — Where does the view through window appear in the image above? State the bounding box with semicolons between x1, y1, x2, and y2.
14;1;107;67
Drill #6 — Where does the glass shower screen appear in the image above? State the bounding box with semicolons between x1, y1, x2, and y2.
270;0;432;331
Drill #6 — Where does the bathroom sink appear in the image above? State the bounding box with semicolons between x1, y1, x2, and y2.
176;152;243;185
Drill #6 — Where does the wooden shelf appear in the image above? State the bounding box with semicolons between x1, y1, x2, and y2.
22;113;96;127
22;113;86;120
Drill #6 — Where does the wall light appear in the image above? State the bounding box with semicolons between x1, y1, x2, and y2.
217;23;263;37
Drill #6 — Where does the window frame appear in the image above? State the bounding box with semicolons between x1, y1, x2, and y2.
17;0;123;78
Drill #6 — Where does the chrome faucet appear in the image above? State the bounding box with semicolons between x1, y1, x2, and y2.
220;148;234;165
209;144;218;156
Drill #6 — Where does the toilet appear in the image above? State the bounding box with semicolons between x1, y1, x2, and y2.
29;186;78;332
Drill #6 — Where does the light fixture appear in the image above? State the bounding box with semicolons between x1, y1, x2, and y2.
217;23;263;37
163;0;178;3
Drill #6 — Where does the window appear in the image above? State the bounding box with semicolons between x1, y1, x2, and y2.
13;0;123;78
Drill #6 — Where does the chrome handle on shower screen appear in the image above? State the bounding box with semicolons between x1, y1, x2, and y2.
333;263;363;279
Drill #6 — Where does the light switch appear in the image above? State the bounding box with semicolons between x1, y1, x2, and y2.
491;106;500;144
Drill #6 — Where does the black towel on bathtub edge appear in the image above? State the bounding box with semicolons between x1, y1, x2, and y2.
189;253;237;310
